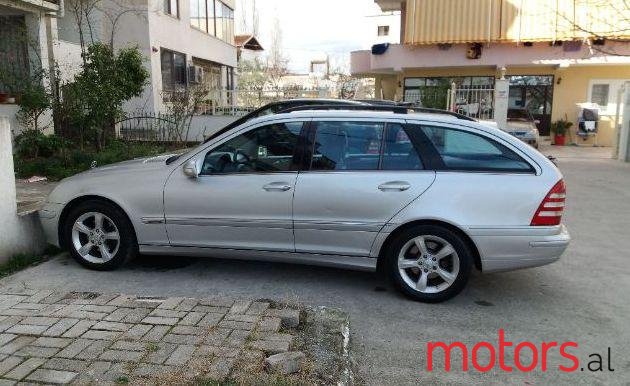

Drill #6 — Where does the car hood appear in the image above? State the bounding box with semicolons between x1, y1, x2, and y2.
68;154;178;179
47;154;179;205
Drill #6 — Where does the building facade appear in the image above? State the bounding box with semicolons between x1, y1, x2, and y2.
0;0;61;135
57;0;238;114
0;0;238;134
351;0;630;145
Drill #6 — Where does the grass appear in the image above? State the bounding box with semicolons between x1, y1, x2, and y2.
0;246;60;279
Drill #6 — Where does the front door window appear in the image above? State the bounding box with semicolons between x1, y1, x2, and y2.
201;122;303;174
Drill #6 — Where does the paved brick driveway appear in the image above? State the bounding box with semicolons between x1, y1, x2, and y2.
0;288;300;384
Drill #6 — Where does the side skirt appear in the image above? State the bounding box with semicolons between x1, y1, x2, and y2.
139;245;378;272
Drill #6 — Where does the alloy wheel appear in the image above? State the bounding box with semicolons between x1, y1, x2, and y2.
71;211;120;264
397;235;460;294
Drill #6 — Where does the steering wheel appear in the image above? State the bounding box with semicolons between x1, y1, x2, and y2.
234;149;250;164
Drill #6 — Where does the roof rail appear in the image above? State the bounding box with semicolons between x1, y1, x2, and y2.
278;104;477;121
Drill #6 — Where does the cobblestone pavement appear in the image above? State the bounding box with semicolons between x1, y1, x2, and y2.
0;288;301;385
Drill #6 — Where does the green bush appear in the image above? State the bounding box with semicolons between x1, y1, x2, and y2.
14;139;176;181
551;119;573;136
13;130;65;159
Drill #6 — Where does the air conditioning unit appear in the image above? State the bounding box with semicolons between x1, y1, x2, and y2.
188;65;205;84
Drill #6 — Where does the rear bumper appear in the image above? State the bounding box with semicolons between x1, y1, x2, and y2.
38;202;63;247
470;224;570;273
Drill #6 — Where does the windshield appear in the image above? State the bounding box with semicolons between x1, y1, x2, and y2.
507;109;532;121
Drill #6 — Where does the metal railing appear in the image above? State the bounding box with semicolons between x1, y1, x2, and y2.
450;86;494;120
405;85;495;120
203;88;335;116
116;113;178;142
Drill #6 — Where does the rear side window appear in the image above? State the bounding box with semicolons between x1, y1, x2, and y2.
420;125;533;172
382;123;423;170
311;122;383;171
309;122;425;171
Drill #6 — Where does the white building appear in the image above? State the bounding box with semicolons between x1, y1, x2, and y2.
0;0;60;135
58;0;238;114
0;0;238;134
364;10;400;46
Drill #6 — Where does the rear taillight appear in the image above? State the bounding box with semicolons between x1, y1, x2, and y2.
531;180;566;226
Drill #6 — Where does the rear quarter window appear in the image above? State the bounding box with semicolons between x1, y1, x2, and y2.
420;125;534;173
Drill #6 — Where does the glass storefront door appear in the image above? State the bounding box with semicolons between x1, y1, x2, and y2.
508;76;554;136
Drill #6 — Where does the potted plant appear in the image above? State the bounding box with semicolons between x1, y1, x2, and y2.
551;119;572;146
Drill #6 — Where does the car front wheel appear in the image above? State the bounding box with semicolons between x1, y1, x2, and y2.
63;200;136;270
385;225;473;303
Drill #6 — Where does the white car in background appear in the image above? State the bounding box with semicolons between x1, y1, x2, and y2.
481;108;541;148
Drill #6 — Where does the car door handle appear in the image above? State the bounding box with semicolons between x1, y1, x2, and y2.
378;181;411;191
263;182;292;191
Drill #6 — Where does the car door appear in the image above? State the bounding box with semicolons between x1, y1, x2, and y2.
163;119;306;251
292;119;436;256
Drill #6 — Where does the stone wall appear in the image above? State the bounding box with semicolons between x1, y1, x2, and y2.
0;117;46;262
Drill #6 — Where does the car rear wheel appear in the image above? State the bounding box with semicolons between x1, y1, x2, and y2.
63;200;136;271
385;225;473;303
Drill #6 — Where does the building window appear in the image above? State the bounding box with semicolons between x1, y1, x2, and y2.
190;0;207;32
189;0;234;44
591;84;609;108
0;16;29;94
161;49;187;92
207;0;215;35
164;0;178;17
215;0;235;44
377;25;390;36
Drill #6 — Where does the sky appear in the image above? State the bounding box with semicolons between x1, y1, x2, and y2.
235;0;384;73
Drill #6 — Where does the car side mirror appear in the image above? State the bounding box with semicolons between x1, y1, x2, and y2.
182;160;199;178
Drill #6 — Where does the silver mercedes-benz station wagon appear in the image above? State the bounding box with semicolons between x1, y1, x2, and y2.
39;107;570;302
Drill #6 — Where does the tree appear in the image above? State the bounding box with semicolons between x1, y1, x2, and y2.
237;0;259;36
67;0;100;62
551;0;630;56
66;43;149;149
266;16;289;89
237;58;267;104
164;84;210;145
15;70;51;133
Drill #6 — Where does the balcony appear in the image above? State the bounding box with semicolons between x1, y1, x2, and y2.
351;42;630;76
0;0;60;13
375;0;402;12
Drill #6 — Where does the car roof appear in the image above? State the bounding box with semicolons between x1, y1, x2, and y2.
260;109;464;123
243;109;518;139
274;98;366;105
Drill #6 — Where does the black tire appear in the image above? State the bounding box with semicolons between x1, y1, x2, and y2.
384;225;473;303
62;200;137;271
